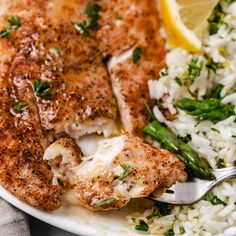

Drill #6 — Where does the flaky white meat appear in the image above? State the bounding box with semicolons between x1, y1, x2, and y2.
73;134;186;210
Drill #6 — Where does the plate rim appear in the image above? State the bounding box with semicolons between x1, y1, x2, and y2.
0;186;98;236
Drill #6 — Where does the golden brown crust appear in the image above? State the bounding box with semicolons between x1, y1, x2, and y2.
0;78;61;211
97;0;166;136
0;0;116;210
2;0;117;136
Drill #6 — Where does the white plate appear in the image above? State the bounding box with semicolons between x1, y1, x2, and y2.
1;185;236;236
0;185;152;236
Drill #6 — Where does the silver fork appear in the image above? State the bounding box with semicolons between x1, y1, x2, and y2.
150;167;236;205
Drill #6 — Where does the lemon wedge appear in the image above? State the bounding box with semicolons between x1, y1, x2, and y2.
160;0;220;52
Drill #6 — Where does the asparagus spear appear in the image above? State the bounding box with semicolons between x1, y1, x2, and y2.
143;121;215;180
176;98;235;122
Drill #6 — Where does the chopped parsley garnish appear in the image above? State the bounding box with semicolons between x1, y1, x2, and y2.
180;226;185;234
206;59;223;73
14;101;28;113
144;102;155;121
211;128;220;133
132;47;142;64
208;4;226;35
159;68;169;77
207;193;226;206
135;220;149;232
156;101;164;110
146;208;159;220
74;3;101;36
112;101;119;107
0;15;21;38
84;3;101;28
33;80;51;99
119;163;132;180
74;22;90;36
85;3;101;19
165;229;175;236
0;28;11;38
156;202;172;216
178;134;191;143
94;198;117;208
49;47;61;58
116;16;123;20
216;158;226;168
187;58;204;85
8;16;21;29
174;77;182;86
209;84;224;99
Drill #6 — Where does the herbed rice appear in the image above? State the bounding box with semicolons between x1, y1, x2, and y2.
127;1;236;235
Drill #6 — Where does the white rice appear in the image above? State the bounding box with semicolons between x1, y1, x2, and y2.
127;1;236;235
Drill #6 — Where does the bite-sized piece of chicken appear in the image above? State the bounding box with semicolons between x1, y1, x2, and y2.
44;138;82;186
0;47;61;211
97;0;166;136
1;0;117;139
74;134;187;210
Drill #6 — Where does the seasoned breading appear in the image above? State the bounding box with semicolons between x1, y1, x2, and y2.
74;135;186;210
0;0;117;210
97;0;166;136
2;0;117;138
0;74;61;211
0;0;187;213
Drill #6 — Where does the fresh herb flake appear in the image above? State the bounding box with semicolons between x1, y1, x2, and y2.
156;202;172;216
33;80;51;99
207;193;226;206
85;3;101;18
116;16;123;20
74;3;101;36
0;15;21;38
165;229;175;236
94;197;117;208
174;77;182;86
74;22;90;36
84;3;101;28
216;158;226;168
146;209;159;220
156;101;164;111
209;84;224;99
0;28;11;38
158;68;169;79
211;128;220;133
132;47;142;64
14;101;28;113
187;58;204;85
180;226;185;234
135;220;149;232
206;59;223;73
144;102;155;121
8;16;21;29
119;163;132;180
